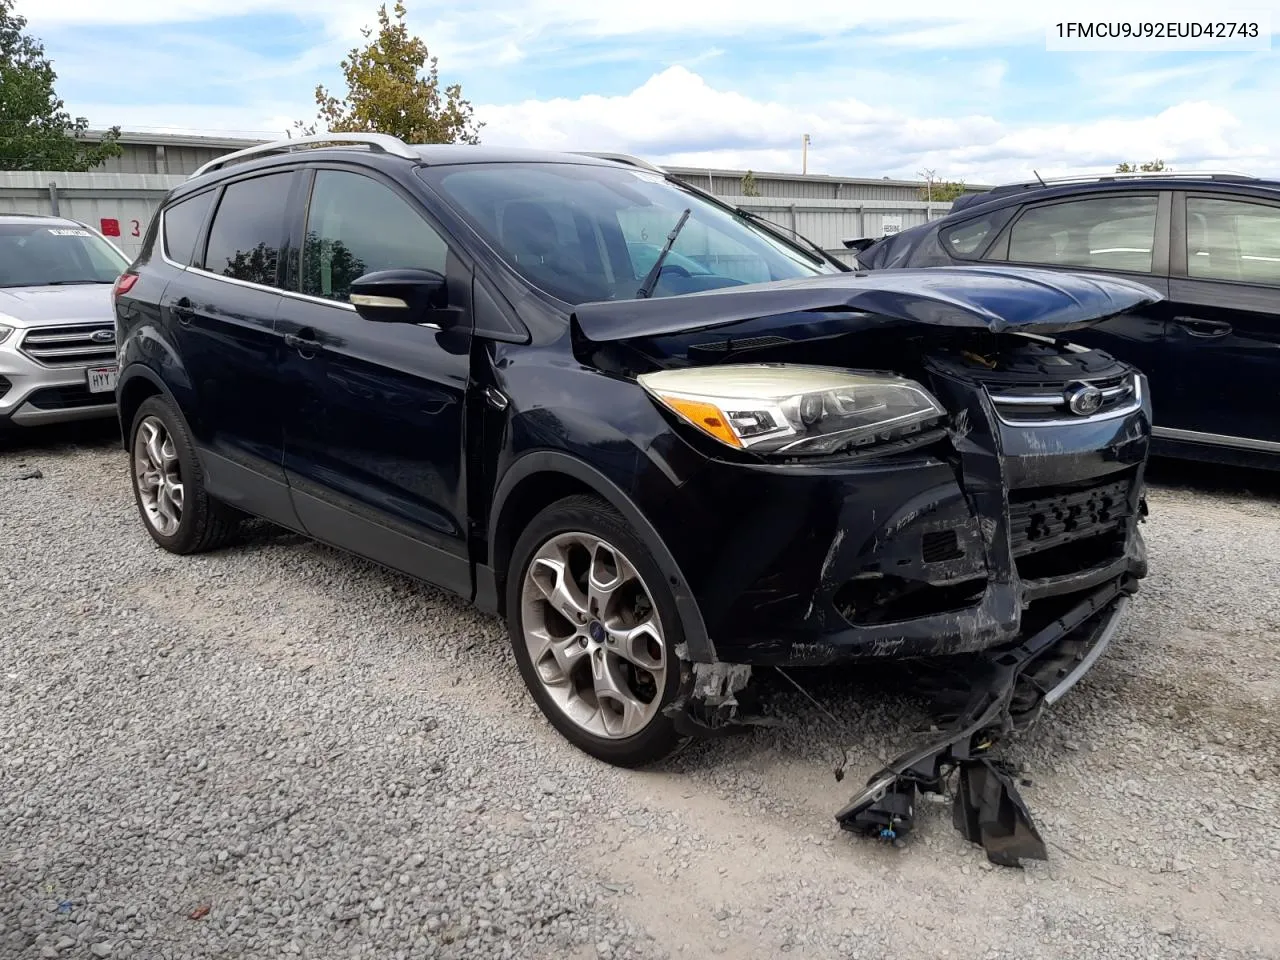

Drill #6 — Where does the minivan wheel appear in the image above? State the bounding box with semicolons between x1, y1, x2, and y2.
129;396;239;554
507;495;688;767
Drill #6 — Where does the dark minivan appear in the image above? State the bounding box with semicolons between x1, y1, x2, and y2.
852;171;1280;470
113;135;1160;790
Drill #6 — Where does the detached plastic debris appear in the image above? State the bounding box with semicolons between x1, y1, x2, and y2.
835;587;1131;867
951;758;1046;867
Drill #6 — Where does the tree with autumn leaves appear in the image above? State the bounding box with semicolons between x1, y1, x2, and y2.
296;2;482;145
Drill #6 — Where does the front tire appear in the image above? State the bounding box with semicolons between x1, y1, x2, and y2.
129;396;239;554
507;495;688;767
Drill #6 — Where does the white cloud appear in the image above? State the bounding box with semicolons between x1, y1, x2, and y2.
475;66;1280;182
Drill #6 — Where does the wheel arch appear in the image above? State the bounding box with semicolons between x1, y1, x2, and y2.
485;451;716;663
116;363;177;448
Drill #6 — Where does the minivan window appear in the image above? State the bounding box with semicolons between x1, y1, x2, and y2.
163;190;216;266
201;172;293;287
302;170;449;302
419;162;832;305
1186;196;1280;285
0;222;129;287
1006;195;1158;273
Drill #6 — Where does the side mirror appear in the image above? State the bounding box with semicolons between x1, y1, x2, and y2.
348;269;461;328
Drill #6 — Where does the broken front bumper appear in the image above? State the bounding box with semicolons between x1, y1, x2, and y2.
834;583;1131;864
677;391;1149;666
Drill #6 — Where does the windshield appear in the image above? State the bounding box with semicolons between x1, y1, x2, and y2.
418;162;834;305
0;222;129;288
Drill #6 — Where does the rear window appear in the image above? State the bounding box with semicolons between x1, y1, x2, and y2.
0;222;129;287
163;190;216;266
940;216;997;257
200;173;292;287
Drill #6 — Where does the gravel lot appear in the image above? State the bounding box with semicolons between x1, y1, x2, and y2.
2;423;1278;960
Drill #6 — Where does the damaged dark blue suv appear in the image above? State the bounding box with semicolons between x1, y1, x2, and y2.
113;136;1160;853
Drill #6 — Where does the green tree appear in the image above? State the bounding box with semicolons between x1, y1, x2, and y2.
0;0;120;171
296;2;481;144
917;177;967;202
1116;159;1168;173
740;170;760;197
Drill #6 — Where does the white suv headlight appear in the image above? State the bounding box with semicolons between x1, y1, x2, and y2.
0;324;13;344
638;363;946;456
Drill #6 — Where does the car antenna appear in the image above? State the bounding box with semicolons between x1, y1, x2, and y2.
635;208;692;299
1033;169;1047;187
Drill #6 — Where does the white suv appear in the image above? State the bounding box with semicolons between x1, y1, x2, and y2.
0;214;130;428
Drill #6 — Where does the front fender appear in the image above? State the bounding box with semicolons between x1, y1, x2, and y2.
488;437;717;664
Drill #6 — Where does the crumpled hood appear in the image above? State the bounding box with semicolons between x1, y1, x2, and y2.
0;284;115;327
572;266;1163;343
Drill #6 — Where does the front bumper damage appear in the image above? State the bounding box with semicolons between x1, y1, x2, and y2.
835;583;1131;866
661;377;1150;865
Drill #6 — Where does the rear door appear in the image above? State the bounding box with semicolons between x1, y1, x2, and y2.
1156;191;1280;451
982;191;1174;413
277;166;474;597
162;169;301;524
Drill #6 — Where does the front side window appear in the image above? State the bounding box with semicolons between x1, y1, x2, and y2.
301;170;448;302
201;172;292;287
163;190;216;266
419;162;833;305
1006;195;1158;273
0;222;130;288
1186;196;1280;285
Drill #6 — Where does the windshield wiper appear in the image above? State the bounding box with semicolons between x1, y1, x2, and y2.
733;207;850;271
635;208;692;299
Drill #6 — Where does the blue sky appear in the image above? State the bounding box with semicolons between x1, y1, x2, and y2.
17;0;1280;183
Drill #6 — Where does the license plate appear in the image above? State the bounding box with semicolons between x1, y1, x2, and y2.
87;365;118;394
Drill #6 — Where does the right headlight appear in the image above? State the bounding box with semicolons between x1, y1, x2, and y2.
0;324;12;344
637;363;946;456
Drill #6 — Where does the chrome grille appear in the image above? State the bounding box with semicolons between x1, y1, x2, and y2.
987;372;1141;425
19;322;117;367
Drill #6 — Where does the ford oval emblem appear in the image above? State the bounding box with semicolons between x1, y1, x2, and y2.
1064;383;1104;416
90;329;115;344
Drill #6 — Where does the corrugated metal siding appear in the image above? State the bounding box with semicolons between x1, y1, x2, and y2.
730;195;952;254
0;172;184;260
93;144;233;175
665;166;947;203
1;169;953;264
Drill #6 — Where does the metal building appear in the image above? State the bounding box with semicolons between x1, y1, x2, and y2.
77;130;263;176
3;132;991;264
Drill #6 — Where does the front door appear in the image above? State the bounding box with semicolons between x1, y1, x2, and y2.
1155;192;1280;452
278;167;474;598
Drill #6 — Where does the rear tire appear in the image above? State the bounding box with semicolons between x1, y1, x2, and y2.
506;494;688;767
129;396;239;554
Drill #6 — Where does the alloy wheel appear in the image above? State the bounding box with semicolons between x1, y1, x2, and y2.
133;415;184;537
520;531;667;739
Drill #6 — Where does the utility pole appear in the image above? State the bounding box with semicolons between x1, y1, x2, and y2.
918;167;936;220
802;134;811;175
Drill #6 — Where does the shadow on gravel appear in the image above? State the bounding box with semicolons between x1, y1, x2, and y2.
1146;455;1280;503
0;419;122;457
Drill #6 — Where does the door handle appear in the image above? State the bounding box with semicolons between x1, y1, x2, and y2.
283;329;322;358
1173;316;1232;338
172;297;195;325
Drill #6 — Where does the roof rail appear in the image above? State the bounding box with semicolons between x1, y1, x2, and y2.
188;133;419;180
1011;169;1258;188
571;152;666;174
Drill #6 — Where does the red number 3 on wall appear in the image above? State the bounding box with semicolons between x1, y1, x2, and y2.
131;219;141;237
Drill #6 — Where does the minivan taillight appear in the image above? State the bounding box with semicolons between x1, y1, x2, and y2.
113;273;138;298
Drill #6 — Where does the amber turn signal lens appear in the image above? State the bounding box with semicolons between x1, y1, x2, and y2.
657;395;743;448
